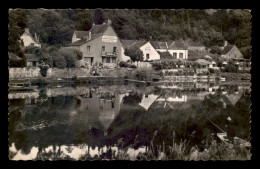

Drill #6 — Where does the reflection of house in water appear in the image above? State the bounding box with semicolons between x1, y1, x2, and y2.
221;92;243;109
150;89;213;109
77;89;125;131
138;94;159;110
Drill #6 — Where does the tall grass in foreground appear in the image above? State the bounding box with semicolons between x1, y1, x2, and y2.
80;131;251;161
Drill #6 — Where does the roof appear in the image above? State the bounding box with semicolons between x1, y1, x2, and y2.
187;41;204;47
22;29;39;44
90;24;109;34
67;22;114;47
74;31;90;38
222;93;242;105
196;59;211;65
221;45;235;55
9;53;22;61
122;40;148;49
25;54;40;62
150;41;187;50
121;40;137;49
67;33;103;46
168;41;187;50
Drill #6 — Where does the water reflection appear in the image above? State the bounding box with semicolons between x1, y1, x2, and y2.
8;82;251;160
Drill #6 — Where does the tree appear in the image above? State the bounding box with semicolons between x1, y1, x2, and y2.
8;9;28;67
93;9;105;25
58;48;81;68
158;51;172;60
39;64;49;77
52;52;66;69
75;9;92;31
124;47;144;65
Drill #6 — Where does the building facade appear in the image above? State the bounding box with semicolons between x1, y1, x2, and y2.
221;45;244;60
67;20;126;67
25;54;42;67
122;40;160;61
20;28;41;48
150;41;188;59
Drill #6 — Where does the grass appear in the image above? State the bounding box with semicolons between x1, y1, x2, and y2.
79;131;251;160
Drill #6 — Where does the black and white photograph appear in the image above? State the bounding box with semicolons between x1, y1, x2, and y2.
8;9;251;161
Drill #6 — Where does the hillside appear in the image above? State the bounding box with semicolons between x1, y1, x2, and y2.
9;9;252;60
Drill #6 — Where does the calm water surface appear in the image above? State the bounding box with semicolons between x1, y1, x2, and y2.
8;82;251;160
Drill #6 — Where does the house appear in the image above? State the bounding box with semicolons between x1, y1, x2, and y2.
196;59;211;68
67;19;126;67
220;44;251;70
122;40;160;61
209;61;220;70
138;94;159;110
25;54;42;67
150;41;188;59
221;44;244;60
20;28;41;48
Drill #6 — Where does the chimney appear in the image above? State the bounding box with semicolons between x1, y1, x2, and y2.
92;22;95;27
224;40;228;47
25;28;29;34
107;19;111;25
35;33;38;42
88;32;91;40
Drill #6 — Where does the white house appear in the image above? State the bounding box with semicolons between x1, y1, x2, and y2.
122;40;160;61
150;41;188;59
20;28;41;48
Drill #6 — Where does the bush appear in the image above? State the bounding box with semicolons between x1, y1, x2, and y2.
119;61;129;68
52;52;66;69
152;62;163;70
39;64;49;77
208;68;215;74
135;69;149;81
31;77;50;86
130;65;137;68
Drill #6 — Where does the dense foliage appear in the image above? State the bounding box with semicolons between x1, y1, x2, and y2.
9;9;252;66
124;47;144;63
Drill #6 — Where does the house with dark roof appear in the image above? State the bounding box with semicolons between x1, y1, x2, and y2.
221;44;244;60
220;43;250;70
122;40;160;61
150;41;188;59
25;54;42;67
67;19;126;67
20;28;41;48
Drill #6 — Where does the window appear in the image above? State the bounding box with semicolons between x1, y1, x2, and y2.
102;46;105;51
173;53;177;59
106;57;110;63
30;43;34;46
179;53;183;59
87;46;91;52
146;54;150;60
112;58;116;63
33;61;36;67
102;57;106;63
113;47;117;53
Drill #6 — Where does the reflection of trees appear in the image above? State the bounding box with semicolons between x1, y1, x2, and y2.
107;89;250;150
122;92;143;106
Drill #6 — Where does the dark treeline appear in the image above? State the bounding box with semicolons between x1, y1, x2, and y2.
9;9;251;59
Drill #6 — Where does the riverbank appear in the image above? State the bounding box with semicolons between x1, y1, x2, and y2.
78;134;250;161
9;67;251;87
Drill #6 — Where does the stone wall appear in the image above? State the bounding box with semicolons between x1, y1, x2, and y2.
9;67;90;79
9;67;41;79
47;68;90;78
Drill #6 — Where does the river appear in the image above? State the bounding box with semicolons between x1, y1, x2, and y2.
8;82;251;160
